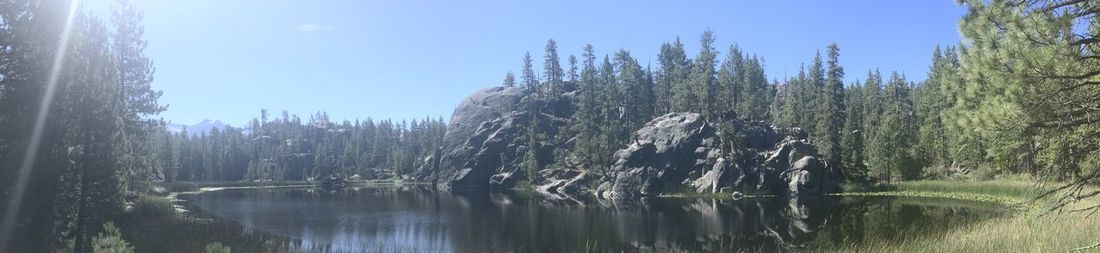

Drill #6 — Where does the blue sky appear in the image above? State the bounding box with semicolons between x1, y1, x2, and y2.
86;0;966;126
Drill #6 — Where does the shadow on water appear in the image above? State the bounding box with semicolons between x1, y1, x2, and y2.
132;185;1006;252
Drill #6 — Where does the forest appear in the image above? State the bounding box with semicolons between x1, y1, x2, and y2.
151;113;446;182
1;0;1099;252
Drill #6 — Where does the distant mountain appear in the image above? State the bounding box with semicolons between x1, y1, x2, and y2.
166;119;228;137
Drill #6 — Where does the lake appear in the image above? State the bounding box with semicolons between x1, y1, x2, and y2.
171;185;1007;252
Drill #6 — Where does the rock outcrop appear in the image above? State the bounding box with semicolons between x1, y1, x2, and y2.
417;86;572;190
595;112;839;199
416;86;524;189
419;85;839;198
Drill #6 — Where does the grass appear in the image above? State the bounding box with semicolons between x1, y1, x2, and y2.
830;178;1100;252
893;179;1047;199
833;179;1046;207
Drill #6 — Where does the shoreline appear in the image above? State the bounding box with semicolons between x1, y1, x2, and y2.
133;179;1097;252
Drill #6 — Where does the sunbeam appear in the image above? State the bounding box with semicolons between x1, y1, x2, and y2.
0;0;83;249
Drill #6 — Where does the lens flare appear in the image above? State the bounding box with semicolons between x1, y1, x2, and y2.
0;0;83;249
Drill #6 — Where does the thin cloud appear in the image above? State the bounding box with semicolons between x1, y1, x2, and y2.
295;23;332;32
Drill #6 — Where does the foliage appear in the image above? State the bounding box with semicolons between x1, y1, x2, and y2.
204;242;231;253
833;180;1100;253
92;222;135;253
130;195;175;220
157;114;446;182
816;43;845;165
0;0;153;251
949;0;1100;211
840;82;866;181
867;73;919;182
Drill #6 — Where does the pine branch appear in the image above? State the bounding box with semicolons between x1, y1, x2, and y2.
1036;0;1088;13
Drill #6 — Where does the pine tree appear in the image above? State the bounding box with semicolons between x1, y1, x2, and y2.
913;46;952;172
841;82;866;181
688;30;718;117
524;116;541;182
502;71;515;87
816;43;844;165
597;56;617;166
781;66;809;128
612;49;652;131
717;44;744;117
570;45;600;167
112;0;165;192
657;37;691;114
739;55;770;121
867;72;917;182
567;54;578;83
861;70;883;150
521;51;538;92
771;79;790;126
806;51;825;133
60;16;130;252
543;39;563;95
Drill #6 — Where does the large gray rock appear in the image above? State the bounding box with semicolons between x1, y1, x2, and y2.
596;112;838;199
442;111;531;189
420;86;525;189
442;86;526;157
420;85;573;190
786;156;829;195
598;113;720;199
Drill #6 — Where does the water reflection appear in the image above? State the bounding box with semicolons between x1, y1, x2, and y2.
184;186;1004;252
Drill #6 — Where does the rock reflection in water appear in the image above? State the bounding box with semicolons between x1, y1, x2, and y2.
183;186;1002;252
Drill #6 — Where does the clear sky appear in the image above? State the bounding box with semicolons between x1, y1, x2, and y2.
85;0;966;126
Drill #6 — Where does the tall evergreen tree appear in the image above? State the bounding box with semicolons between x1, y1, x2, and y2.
781;65;810;128
806;51;825;133
913;46;953;173
112;0;165;191
520;51;537;92
612;49;652;131
570;44;602;167
597;56;617;166
543;39;563;95
771;79;791;126
502;71;515;87
739;55;770;121
867;72;917;182
657;37;691;114
717;44;744;117
952;1;1100;208
841;82;866;181
861;70;883;150
688;30;718;117
816;43;845;165
567;54;578;83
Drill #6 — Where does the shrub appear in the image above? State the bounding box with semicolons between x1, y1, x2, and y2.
93;222;134;253
131;195;176;219
205;242;232;253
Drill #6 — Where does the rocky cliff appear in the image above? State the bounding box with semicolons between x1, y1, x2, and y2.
594;112;840;199
415;86;573;190
418;85;840;198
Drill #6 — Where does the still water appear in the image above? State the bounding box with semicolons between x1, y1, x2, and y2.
178;185;1006;252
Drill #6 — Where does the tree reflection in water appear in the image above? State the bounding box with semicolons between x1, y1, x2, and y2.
165;186;1004;252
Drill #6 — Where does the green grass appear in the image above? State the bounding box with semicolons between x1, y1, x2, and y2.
893;179;1047;199
837;178;1055;206
829;178;1100;252
130;194;178;220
